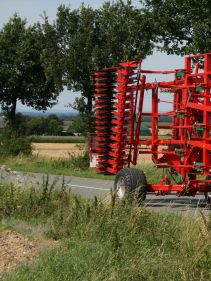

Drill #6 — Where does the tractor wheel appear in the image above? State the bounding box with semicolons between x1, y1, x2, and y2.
114;168;147;202
205;176;211;206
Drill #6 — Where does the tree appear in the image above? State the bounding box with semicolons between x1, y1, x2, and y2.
55;1;155;116
46;115;63;135
142;0;211;55
26;115;63;135
26;116;46;135
71;114;88;136
97;0;154;65
0;113;32;156
0;15;63;125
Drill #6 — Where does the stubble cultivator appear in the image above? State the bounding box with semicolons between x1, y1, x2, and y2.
91;53;211;200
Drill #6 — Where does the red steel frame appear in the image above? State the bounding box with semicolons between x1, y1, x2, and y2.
91;53;211;196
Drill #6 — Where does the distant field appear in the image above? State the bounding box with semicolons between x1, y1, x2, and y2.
31;136;85;143
32;142;154;162
33;143;85;158
142;122;171;127
63;120;73;126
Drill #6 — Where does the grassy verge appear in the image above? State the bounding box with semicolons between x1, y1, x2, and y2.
30;136;85;143
0;155;114;180
0;155;162;182
0;181;210;281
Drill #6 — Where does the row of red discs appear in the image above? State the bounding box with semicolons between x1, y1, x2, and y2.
92;63;138;174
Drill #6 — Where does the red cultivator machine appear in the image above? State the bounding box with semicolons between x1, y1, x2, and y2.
90;53;211;204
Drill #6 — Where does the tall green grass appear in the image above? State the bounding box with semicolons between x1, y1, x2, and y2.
0;155;162;182
0;155;114;180
30;136;85;143
0;181;210;281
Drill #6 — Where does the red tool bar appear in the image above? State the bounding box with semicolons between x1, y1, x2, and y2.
140;69;176;74
148;184;211;193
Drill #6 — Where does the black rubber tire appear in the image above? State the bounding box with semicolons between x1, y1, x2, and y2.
114;168;147;202
205;176;211;205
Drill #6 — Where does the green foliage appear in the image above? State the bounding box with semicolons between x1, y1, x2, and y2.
55;1;154;115
19;152;90;172
0;183;210;281
68;151;90;171
26;117;47;135
0;177;70;221
0;154;163;181
0;114;32;156
142;0;211;54
0;14;63;123
98;0;154;64
70;113;90;136
69;97;94;138
30;136;85;143
26;115;63;136
0;129;32;157
5;113;29;135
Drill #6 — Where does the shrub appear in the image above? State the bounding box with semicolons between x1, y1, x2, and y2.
0;130;32;157
68;151;90;171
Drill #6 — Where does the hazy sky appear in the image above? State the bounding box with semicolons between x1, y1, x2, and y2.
0;0;184;113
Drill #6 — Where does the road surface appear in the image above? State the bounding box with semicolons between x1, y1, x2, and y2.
0;169;210;213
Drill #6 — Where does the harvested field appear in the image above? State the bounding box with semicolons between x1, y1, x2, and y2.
158;129;171;135
32;142;151;162
136;145;168;164
32;128;171;160
32;143;85;158
32;143;168;165
137;152;153;164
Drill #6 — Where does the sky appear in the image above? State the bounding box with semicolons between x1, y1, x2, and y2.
0;0;184;113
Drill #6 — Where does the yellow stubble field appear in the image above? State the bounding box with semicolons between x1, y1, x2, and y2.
32;143;86;158
32;142;168;165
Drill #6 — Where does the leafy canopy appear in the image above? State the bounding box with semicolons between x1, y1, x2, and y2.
55;0;155;114
142;0;211;55
0;15;63;122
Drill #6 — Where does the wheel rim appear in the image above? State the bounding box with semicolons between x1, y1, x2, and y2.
116;178;126;199
207;192;211;202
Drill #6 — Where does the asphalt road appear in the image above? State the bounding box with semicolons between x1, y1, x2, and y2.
0;169;210;214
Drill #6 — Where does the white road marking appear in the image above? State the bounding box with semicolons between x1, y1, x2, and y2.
68;184;110;191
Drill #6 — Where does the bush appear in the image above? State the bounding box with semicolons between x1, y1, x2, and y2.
68;151;90;171
0;130;32;157
41;152;90;172
26;115;63;135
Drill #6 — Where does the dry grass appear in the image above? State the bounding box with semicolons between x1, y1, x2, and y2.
158;129;171;135
32;143;85;158
32;143;169;166
0;231;37;276
32;142;153;164
0;230;58;278
136;155;152;164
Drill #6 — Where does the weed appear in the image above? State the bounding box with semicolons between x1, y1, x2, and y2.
0;181;210;281
0;132;32;156
0;155;163;183
0;155;113;180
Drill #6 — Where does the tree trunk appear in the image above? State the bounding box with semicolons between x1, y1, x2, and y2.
8;98;17;127
87;94;92;115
